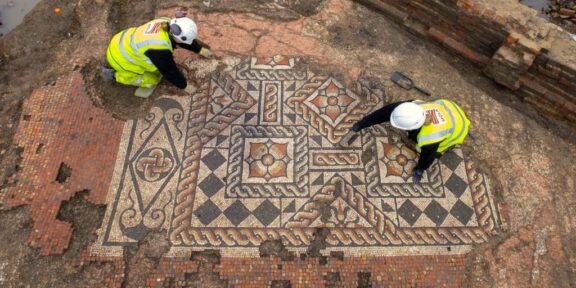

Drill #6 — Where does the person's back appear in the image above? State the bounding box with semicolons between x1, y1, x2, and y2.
413;99;470;153
106;18;174;89
102;12;213;98
343;98;471;183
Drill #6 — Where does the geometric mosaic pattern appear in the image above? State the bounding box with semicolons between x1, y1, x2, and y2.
95;56;499;256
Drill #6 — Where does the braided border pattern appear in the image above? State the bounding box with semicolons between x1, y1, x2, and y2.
200;70;255;144
311;151;361;167
177;225;489;246
235;59;308;81
170;69;256;245
166;57;497;248
262;82;280;123
170;82;210;245
466;160;497;233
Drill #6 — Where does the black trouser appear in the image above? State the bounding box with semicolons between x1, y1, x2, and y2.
354;101;439;172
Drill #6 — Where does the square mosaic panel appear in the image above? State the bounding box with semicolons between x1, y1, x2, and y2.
226;125;309;198
363;125;444;198
94;56;500;257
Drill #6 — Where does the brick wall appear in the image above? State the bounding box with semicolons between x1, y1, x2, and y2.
519;54;576;124
356;0;576;129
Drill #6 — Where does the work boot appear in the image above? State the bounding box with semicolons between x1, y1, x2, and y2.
134;85;157;98
101;67;116;81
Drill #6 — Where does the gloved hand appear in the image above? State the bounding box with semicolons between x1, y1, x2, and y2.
184;82;197;94
175;11;187;18
199;47;213;58
412;169;423;184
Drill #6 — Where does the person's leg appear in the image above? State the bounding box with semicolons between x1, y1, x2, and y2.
112;69;162;87
113;70;146;86
100;58;117;81
111;69;162;97
101;67;116;81
133;71;163;98
139;71;162;88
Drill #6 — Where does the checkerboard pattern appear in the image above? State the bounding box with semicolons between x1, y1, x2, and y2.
95;56;499;256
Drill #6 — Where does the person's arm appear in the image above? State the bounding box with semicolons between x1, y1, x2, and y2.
174;39;204;53
353;100;411;131
173;39;213;57
145;49;187;89
411;142;439;183
414;143;440;172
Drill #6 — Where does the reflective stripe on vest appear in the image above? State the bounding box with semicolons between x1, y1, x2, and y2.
118;29;141;67
106;18;173;74
415;99;470;153
443;101;469;149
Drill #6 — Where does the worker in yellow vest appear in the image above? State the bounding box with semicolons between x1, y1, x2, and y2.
341;99;470;183
102;12;213;97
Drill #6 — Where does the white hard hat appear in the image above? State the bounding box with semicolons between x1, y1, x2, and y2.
169;17;197;45
390;102;426;130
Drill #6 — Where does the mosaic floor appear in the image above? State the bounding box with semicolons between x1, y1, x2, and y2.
94;56;499;257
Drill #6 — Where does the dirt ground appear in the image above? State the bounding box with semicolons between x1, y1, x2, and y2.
0;0;81;202
0;0;575;287
0;192;109;287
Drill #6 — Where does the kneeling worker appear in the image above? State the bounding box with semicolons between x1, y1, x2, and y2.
102;12;213;97
343;99;470;183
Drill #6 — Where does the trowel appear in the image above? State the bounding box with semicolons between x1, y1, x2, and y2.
391;72;431;96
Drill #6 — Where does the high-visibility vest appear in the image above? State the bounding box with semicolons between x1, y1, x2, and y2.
106;18;173;75
414;99;470;153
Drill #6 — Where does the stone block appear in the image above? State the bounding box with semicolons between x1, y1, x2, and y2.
494;46;523;67
427;27;489;64
559;8;576;17
516;35;543;55
356;0;408;22
403;18;429;36
559;67;576;82
505;35;519;45
537;66;561;79
521;77;550;96
354;0;576;128
566;113;576;124
559;77;576;93
523;96;562;117
533;53;550;66
515;85;538;99
494;72;521;90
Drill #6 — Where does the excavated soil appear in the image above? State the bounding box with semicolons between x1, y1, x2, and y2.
81;58;157;120
0;0;574;287
0;0;81;194
156;0;325;21
0;192;108;287
0;0;329;285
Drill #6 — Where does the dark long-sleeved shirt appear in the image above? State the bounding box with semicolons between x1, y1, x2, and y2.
144;39;204;89
355;101;440;172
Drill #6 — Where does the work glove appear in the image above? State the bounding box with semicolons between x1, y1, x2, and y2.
184;82;197;94
338;130;357;147
412;169;423;184
175;11;187;18
199;47;213;58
